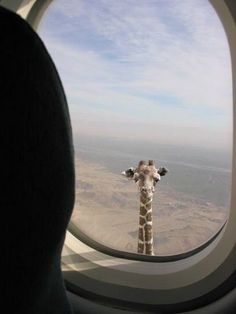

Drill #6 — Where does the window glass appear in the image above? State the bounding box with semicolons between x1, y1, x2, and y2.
39;0;232;256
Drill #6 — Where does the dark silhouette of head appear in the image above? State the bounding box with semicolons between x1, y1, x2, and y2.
1;6;75;313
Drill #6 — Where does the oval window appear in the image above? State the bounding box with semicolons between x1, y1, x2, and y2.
39;0;232;257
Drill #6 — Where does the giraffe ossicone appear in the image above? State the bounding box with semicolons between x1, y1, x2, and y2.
122;160;168;255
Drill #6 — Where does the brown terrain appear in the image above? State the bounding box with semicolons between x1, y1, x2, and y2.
71;157;228;256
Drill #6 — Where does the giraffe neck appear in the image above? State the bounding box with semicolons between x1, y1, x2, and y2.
138;195;154;255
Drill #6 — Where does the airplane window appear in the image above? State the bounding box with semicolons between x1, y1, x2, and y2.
38;0;232;257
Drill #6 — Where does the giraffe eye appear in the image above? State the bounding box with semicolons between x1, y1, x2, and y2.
154;174;161;182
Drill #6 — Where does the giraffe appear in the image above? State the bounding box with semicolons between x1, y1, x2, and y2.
122;160;168;255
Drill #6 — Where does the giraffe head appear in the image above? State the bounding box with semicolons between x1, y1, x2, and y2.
122;160;168;200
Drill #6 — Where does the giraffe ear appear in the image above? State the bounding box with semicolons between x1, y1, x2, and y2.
157;167;168;176
121;167;135;178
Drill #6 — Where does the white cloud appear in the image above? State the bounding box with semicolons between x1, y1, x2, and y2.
39;0;232;149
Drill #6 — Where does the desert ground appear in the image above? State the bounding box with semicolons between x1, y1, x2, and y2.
71;156;228;256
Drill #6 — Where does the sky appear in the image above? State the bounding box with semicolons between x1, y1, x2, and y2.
39;0;232;150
